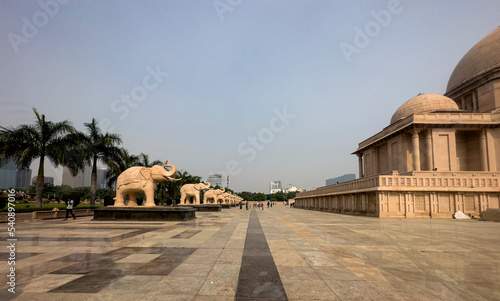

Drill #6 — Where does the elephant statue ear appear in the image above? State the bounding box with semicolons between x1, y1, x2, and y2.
140;168;152;181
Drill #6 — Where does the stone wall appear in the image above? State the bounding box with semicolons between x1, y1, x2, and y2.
295;171;500;218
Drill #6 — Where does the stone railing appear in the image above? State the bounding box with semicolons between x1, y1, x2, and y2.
0;209;94;223
379;173;499;190
296;171;500;199
296;176;380;198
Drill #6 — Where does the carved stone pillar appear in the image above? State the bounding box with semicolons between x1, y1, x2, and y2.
412;130;421;171
479;129;488;171
357;153;364;178
425;130;433;171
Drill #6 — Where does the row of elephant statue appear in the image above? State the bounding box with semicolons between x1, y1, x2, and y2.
113;161;243;207
180;182;243;205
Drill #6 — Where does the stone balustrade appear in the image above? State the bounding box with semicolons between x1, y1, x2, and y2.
0;209;94;223
295;171;500;218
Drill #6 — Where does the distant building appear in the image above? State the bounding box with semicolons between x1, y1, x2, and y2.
207;174;223;188
283;185;305;193
326;174;356;186
32;176;54;185
62;165;92;187
269;181;282;194
15;168;32;188
97;168;109;189
0;159;16;189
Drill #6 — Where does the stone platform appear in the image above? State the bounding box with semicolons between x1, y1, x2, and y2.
93;206;196;221
179;205;222;212
2;205;499;300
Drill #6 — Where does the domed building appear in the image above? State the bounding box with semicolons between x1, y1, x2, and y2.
295;27;500;218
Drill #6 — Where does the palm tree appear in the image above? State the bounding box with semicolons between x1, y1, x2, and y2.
76;118;122;207
104;148;140;188
0;108;76;208
137;153;162;168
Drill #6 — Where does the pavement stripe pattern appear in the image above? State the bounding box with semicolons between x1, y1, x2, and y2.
235;209;288;300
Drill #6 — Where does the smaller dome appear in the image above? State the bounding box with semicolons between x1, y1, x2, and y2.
390;94;459;124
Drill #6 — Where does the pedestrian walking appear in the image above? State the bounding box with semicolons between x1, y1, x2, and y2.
64;197;75;220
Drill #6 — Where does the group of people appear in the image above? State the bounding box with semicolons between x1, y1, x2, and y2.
239;201;275;210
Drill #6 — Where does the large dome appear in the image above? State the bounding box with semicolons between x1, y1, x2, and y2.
390;94;459;124
446;27;500;94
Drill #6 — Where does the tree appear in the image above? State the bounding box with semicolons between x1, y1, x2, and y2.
104;148;140;188
76;118;122;207
0;108;76;208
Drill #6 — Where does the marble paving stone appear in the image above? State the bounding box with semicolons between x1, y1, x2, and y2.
298;250;342;267
276;266;321;280
281;279;339;300
235;278;287;300
193;296;234;301
324;279;385;300
116;253;161;263
313;266;362;281
207;264;240;277
198;275;238;296
271;250;308;266
9;292;92;301
168;263;213;277
0;206;499;300
146;276;205;295
99;275;163;294
83;292;148;301
49;274;123;293
21;274;83;293
216;248;243;265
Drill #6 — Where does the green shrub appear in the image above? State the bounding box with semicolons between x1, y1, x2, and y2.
0;196;8;210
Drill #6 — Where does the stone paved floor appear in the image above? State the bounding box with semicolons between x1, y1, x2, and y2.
1;205;500;300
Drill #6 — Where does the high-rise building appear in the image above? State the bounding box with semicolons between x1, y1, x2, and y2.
16;168;32;188
62;165;92;187
0;159;16;189
326;174;356;186
207;174;223;188
97;168;109;189
32;176;54;185
269;181;282;194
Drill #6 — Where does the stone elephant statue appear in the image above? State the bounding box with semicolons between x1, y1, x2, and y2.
180;181;211;205
114;161;178;207
203;188;225;204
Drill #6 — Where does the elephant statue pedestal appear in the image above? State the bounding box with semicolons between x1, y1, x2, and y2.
178;204;222;212
93;206;197;221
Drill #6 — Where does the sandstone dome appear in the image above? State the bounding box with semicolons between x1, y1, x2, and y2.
446;27;500;94
390;94;460;124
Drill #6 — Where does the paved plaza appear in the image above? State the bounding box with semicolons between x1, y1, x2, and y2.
1;205;499;300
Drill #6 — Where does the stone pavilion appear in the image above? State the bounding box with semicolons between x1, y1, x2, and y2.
295;27;500;218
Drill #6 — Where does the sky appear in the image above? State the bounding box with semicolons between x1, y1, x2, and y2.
1;0;499;193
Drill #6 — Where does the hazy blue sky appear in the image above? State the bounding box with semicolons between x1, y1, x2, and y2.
1;0;499;192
